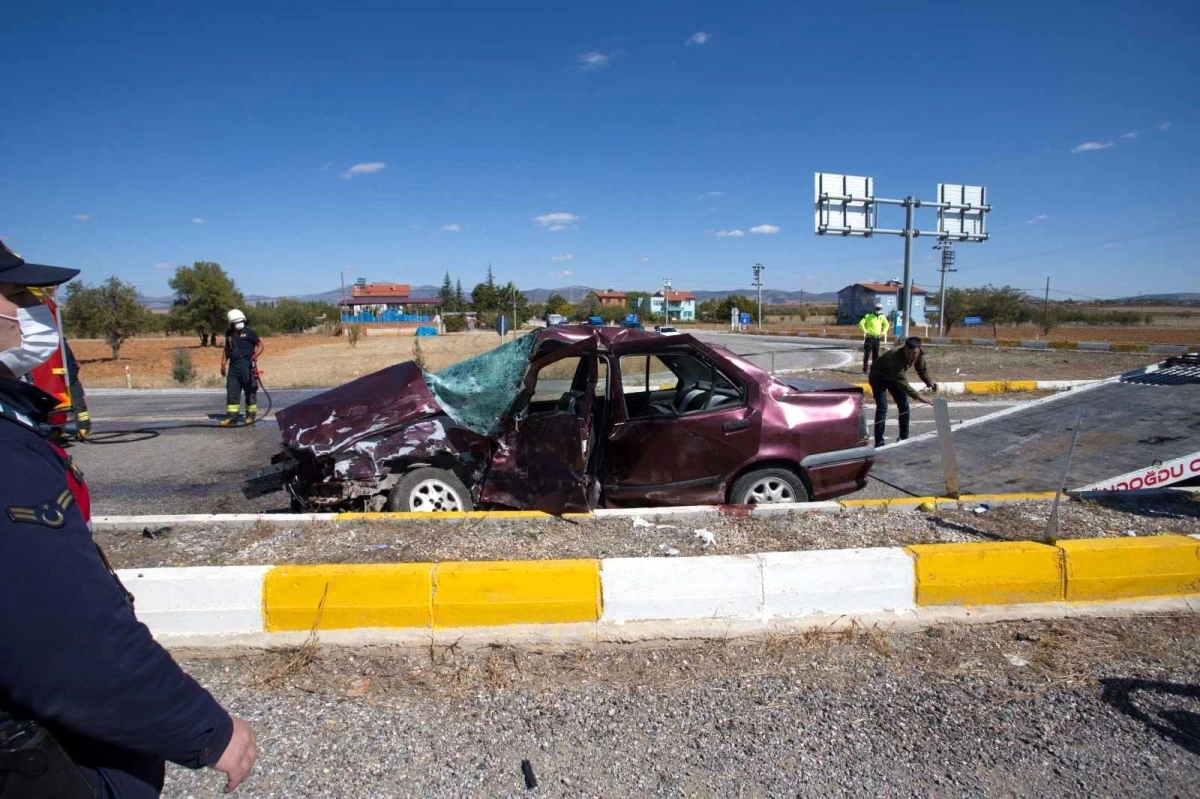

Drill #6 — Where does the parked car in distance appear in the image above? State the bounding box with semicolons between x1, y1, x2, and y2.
245;326;873;514
545;313;567;326
655;325;680;335
586;315;605;326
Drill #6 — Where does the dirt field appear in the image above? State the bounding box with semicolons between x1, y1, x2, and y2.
806;346;1160;382
72;332;506;388
695;316;1200;346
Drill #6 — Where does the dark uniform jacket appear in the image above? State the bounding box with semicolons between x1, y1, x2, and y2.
868;347;933;400
0;377;232;797
224;327;260;363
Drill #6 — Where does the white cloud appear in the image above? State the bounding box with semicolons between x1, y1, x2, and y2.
686;32;711;46
1103;241;1120;248
579;51;610;70
192;217;206;224
153;262;171;270
442;223;462;232
1026;214;1048;224
549;270;573;278
714;229;745;238
73;213;89;221
1158;121;1171;131
321;162;334;171
342;161;386;179
639;255;650;263
551;254;575;263
696;191;725;200
532;212;580;231
1120;132;1140;139
749;224;780;235
1071;141;1114;153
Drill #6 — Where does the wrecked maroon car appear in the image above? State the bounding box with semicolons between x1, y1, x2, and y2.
244;326;873;513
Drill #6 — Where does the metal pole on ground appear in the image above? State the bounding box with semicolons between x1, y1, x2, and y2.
933;396;959;498
1043;408;1084;542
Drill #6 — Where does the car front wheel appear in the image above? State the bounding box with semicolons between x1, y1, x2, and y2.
729;468;809;506
387;467;474;512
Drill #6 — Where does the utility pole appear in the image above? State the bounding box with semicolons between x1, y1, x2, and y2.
340;270;347;323
1043;276;1050;333
752;263;765;331
512;285;518;340
661;277;672;326
932;241;957;336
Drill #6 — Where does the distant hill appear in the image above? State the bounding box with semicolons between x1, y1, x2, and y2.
1105;292;1200;304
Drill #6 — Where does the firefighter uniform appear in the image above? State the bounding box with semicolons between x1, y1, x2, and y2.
64;341;91;437
858;310;890;374
222;326;260;425
0;376;233;797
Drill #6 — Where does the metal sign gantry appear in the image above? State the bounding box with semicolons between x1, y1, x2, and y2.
814;173;992;338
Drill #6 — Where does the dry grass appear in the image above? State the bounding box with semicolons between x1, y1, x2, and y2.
73;331;506;388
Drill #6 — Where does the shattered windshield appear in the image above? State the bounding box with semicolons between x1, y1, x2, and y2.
423;332;537;436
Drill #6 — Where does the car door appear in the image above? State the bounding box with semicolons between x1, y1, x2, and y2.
478;340;597;514
598;344;762;507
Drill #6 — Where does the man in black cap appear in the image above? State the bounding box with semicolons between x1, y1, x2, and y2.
0;241;257;797
868;336;937;447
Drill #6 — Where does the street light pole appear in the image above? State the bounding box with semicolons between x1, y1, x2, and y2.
900;198;915;341
933;241;956;337
752;263;765;331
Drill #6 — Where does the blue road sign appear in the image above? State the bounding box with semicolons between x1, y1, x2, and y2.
739;312;752;325
964;316;982;327
495;314;510;337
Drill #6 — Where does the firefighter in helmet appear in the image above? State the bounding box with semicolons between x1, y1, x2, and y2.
219;309;262;426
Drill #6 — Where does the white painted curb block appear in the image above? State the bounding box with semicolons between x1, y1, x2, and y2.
760;548;915;617
601;555;762;622
118;566;268;637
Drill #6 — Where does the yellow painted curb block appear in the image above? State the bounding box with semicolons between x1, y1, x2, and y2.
907;541;1063;606
263;564;433;631
959;492;1059;503
433;559;601;628
1058;535;1200;601
964;380;1038;395
840;496;939;509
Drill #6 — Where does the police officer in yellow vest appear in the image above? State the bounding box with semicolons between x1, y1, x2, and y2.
858;302;890;374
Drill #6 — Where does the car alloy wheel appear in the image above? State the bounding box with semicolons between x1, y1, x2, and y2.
408;478;466;512
742;476;797;504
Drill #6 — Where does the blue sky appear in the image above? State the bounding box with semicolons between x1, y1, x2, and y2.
2;1;1197;300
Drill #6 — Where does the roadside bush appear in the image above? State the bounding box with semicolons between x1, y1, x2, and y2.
347;323;363;347
412;337;428;370
171;347;195;385
444;315;465;333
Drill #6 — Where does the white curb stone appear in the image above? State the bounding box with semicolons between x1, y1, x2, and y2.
117;566;269;637
759;548;916;617
601;555;762;622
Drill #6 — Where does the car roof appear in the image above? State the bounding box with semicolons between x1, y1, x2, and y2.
535;324;683;351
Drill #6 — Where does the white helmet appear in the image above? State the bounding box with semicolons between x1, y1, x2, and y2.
227;309;246;326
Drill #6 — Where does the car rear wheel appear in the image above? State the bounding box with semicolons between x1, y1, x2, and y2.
387;468;474;513
729;468;809;506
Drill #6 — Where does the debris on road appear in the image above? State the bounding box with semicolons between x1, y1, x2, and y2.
694;528;715;547
521;759;537;790
658;544;680;557
141;526;171;540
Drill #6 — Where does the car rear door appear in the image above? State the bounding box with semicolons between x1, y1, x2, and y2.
598;343;761;507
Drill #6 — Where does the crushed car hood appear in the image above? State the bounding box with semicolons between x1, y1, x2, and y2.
276;362;442;456
775;376;862;393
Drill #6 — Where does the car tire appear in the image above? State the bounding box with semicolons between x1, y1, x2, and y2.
729;467;809;506
387;467;474;513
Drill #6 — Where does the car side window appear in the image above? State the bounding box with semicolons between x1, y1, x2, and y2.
620;348;744;419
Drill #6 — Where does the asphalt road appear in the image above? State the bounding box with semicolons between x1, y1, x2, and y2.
160;615;1200;797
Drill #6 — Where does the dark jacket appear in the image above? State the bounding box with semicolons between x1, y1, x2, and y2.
224;327;260;363
0;377;232;798
868;347;933;400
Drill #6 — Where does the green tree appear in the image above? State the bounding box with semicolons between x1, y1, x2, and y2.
454;278;464;308
572;294;603;321
695;294;755;323
439;271;455;310
938;288;969;334
544;292;572;317
167;262;245;346
471;281;501;314
62;277;150;359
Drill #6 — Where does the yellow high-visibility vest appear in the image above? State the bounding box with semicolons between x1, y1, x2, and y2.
859;312;889;337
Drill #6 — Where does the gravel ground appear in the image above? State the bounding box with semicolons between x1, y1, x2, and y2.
162;614;1200;797
805;346;1159;383
100;494;1200;568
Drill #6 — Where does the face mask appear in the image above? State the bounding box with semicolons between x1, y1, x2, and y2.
0;303;61;377
234;321;245;330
